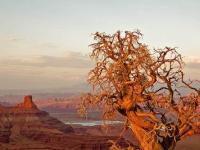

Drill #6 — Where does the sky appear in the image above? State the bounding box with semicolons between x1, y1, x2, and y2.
0;0;199;90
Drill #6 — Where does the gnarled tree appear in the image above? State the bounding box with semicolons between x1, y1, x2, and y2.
80;31;200;150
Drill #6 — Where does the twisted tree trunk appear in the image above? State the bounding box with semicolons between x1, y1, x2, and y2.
127;112;176;150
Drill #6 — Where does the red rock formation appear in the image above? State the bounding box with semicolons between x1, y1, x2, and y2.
0;119;11;143
0;95;131;150
16;95;37;109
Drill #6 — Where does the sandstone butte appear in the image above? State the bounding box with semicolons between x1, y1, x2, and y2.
17;95;38;109
0;95;132;150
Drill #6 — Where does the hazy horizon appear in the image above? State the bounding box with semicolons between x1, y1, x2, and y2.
0;0;199;90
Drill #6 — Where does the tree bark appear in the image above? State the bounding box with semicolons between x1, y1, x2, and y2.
127;112;176;150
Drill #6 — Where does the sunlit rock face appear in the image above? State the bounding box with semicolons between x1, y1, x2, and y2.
0;95;131;150
0;95;74;144
0;95;74;133
17;95;38;109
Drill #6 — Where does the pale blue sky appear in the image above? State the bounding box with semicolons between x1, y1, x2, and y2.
0;0;199;90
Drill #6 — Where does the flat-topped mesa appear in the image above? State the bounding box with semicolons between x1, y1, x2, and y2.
17;95;38;109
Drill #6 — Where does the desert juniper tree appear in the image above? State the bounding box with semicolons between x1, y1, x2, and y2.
79;31;200;150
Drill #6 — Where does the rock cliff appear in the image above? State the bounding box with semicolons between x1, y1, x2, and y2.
0;95;131;150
